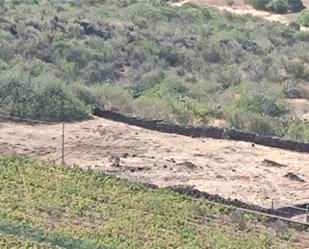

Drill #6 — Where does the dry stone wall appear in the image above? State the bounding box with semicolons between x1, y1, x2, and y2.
93;107;309;153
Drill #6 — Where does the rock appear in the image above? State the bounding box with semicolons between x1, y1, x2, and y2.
178;161;198;169
284;172;305;182
220;39;229;45
77;19;114;39
178;35;197;48
126;31;135;43
176;67;186;76
127;24;135;31
9;24;18;37
262;159;287;168
242;41;264;55
124;166;151;172
109;155;120;167
283;87;302;99
50;16;59;26
167;158;176;163
121;153;129;158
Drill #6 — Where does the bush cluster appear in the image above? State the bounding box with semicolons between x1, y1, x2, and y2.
245;0;305;13
297;8;309;27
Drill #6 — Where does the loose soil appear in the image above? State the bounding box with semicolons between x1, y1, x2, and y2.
0;117;308;215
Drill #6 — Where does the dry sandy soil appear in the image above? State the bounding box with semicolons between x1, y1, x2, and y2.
172;0;309;31
0;117;308;215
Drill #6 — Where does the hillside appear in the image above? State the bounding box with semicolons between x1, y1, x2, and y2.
0;0;309;140
0;154;307;248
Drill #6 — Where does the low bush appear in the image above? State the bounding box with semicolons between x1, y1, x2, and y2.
0;76;89;121
266;0;288;14
90;84;134;114
285;119;309;141
287;0;305;12
232;94;287;118
245;0;305;13
228;112;279;135
244;0;271;10
297;9;309;27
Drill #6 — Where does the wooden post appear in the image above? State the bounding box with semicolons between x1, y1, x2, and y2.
271;199;274;213
306;204;309;223
62;122;65;165
60;97;65;165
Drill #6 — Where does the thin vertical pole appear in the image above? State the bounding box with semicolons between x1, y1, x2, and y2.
62;122;65;165
306;204;309;223
271;199;274;213
60;96;65;165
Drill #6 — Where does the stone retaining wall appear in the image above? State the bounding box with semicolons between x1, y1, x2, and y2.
93;107;309;153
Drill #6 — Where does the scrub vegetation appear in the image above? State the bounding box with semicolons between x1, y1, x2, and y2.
0;154;305;248
0;0;308;139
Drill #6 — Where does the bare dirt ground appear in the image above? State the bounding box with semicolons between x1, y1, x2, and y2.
0;117;308;213
172;0;309;31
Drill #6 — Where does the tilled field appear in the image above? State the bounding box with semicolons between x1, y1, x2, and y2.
0;117;308;213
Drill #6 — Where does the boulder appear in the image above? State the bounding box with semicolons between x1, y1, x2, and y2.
242;41;264;55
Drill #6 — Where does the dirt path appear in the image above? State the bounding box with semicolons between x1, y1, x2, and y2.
172;0;309;31
0;117;308;212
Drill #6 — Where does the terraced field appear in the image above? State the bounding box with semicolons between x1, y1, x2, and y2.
0;117;308;211
0;154;307;248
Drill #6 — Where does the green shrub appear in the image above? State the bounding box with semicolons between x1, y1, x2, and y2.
245;0;304;13
228;112;278;135
0;77;37;118
70;83;97;106
297;9;309;27
286;119;309;141
133;96;208;125
223;89;288;136
32;76;90;121
244;0;271;10
284;60;305;79
0;76;89;121
90;84;134;114
288;21;301;31
266;0;288;14
287;0;305;12
233;94;287;118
